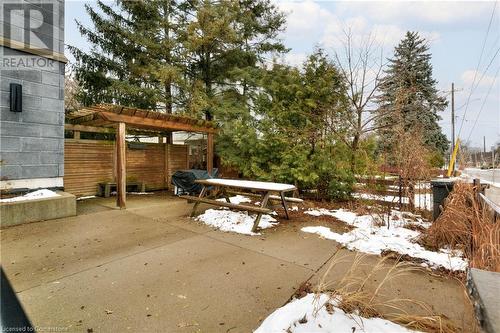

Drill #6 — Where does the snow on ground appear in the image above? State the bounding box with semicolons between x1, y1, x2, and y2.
216;195;252;204
387;183;431;190
352;192;432;210
195;209;278;235
0;189;60;203
302;208;467;271
254;293;420;333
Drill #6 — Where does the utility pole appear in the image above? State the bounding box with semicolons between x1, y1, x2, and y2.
450;83;456;175
483;136;487;166
451;83;455;148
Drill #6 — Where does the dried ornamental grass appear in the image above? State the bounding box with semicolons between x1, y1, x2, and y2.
419;182;500;272
315;253;460;333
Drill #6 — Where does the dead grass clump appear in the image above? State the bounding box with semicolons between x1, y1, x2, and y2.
419;182;500;272
315;253;459;333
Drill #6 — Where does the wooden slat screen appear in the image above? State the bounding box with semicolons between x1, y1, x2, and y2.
64;140;114;196
166;144;189;187
64;140;188;197
127;144;165;190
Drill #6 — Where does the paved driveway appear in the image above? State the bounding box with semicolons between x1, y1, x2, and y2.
0;193;476;332
1;194;339;332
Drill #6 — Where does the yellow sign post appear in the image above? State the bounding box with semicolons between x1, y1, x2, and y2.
447;138;460;177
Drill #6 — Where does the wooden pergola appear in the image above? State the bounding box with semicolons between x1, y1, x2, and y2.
65;104;217;209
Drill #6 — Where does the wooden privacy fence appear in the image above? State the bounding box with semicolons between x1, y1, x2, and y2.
64;139;188;197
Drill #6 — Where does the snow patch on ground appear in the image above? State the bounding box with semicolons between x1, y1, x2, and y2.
0;189;60;203
254;293;420;333
216;195;252;204
302;208;466;271
195;209;278;235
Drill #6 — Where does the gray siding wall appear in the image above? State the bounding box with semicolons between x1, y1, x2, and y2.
0;0;65;182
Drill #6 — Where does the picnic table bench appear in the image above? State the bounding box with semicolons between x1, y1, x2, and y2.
180;178;302;232
97;181;145;198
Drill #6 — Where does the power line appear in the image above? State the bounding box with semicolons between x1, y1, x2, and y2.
465;65;500;144
457;1;497;137
472;46;500;90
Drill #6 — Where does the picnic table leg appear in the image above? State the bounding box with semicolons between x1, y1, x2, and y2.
222;187;231;203
252;191;271;233
280;191;290;220
190;186;207;217
212;186;230;202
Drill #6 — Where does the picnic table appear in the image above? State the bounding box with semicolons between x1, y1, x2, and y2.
180;178;302;232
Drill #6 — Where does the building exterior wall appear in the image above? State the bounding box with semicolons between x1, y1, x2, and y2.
0;0;65;191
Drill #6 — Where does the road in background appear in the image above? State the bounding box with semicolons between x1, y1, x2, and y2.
463;168;500;186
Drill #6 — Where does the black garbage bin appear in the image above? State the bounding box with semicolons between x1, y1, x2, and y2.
430;178;456;221
171;169;219;195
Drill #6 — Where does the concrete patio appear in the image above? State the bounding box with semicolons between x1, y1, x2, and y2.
0;193;476;332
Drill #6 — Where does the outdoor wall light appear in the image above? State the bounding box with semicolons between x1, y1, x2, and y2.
10;83;22;112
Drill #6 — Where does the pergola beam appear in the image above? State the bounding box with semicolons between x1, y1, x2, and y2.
65;124;116;134
66;104;217;135
100;111;217;134
65;124;172;137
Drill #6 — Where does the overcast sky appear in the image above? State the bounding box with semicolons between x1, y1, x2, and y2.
65;1;500;149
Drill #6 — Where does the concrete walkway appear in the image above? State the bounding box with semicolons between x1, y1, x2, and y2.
0;193;476;332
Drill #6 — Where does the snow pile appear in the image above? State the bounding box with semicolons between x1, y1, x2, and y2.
195;209;278;235
216;195;252;204
254;293;419;333
302;208;467;271
0;189;60;203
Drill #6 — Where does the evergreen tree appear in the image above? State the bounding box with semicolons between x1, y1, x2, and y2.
69;0;190;111
183;0;286;120
217;50;353;199
69;0;286;121
376;31;449;156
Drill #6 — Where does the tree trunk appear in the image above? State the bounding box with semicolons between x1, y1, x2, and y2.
350;134;359;173
203;50;213;121
350;107;363;172
163;0;173;144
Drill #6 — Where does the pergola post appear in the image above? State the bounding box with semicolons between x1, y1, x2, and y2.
207;133;214;175
116;122;126;208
